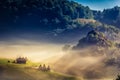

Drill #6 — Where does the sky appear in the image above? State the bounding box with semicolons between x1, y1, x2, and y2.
73;0;120;10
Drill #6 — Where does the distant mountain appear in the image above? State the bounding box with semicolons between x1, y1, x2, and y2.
94;6;120;28
0;0;120;43
73;30;114;49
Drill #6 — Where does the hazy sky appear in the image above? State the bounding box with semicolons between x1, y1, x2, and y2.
73;0;120;10
0;40;64;62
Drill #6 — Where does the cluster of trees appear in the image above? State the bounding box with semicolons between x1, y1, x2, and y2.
0;0;93;30
72;30;114;49
0;0;120;29
39;64;51;72
7;57;28;64
16;57;28;64
94;6;120;28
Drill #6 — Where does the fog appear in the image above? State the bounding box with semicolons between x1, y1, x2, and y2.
0;40;120;80
0;40;65;62
52;47;120;80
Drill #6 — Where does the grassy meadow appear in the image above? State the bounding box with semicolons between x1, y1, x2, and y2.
0;58;82;80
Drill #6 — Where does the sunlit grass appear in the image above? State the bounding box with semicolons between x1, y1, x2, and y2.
0;58;82;80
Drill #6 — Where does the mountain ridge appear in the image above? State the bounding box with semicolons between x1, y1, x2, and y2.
0;0;120;44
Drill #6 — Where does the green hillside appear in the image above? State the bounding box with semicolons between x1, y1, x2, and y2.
0;58;82;80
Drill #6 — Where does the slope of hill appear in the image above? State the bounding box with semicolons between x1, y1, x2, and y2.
94;6;120;28
1;0;120;44
73;30;115;49
0;0;93;29
0;58;81;80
